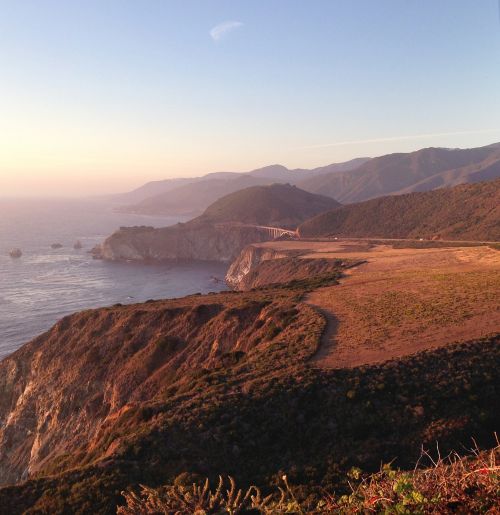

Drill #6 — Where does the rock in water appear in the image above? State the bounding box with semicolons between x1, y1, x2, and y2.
9;248;22;258
51;243;63;249
73;240;83;250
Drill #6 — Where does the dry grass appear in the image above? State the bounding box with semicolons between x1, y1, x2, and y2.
324;442;500;513
306;245;500;368
117;475;301;514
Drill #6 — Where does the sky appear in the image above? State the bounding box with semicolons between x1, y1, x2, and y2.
0;0;499;196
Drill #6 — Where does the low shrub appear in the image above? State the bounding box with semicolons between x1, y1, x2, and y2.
118;444;500;514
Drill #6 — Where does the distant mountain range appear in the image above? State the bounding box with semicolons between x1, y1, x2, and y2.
299;178;500;241
113;142;500;218
113;159;369;216
297;142;500;202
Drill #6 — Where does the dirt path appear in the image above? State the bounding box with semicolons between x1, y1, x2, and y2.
303;245;500;369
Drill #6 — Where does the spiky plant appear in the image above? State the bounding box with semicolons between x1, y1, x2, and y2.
117;475;287;514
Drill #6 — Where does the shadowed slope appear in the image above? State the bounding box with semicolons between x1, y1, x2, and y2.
299;178;500;241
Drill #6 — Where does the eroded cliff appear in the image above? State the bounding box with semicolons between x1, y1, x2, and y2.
0;260;498;514
0;289;318;487
226;243;355;290
225;244;288;288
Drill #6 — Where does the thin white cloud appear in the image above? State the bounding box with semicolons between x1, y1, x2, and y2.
210;20;243;41
302;129;500;149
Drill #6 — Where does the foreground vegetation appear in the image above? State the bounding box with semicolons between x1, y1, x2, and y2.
119;444;500;513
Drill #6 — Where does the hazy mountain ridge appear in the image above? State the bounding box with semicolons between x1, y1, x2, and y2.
116;175;277;217
115;143;500;217
297;143;500;202
114;158;369;216
299;178;500;241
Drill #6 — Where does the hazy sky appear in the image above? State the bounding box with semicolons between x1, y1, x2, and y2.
1;0;500;196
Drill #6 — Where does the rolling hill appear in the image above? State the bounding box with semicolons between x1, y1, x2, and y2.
298;142;500;203
196;183;340;228
298;178;500;241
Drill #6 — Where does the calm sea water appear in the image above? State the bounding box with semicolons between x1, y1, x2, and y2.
0;198;228;359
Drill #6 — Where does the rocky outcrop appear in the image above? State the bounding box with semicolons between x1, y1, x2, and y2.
93;222;275;263
226;244;351;291
225;245;289;289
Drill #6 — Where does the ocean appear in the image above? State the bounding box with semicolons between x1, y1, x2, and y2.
0;198;228;359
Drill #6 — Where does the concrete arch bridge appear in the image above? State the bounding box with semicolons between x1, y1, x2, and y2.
216;223;297;239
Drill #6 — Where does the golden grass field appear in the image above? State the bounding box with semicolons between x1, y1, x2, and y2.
254;240;500;368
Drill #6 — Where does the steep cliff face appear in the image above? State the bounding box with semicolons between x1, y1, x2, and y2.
226;244;352;291
225;245;288;288
0;290;319;487
94;223;275;262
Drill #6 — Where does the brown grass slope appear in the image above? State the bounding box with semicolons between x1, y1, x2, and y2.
0;288;322;486
299;178;500;240
298;143;500;203
0;329;497;514
196;183;340;229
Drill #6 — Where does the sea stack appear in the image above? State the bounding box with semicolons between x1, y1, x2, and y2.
74;240;83;250
9;248;22;258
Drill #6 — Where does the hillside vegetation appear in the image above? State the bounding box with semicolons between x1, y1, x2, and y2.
299;178;500;241
119;445;500;514
298;142;500;203
197;183;340;228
